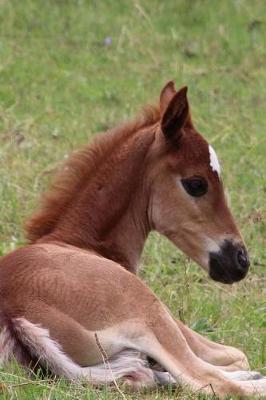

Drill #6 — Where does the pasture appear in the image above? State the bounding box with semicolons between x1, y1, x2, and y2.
0;0;265;398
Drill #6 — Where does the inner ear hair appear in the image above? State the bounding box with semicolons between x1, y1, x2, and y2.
161;86;189;142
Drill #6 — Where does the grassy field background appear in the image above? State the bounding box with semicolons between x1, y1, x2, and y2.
0;0;265;398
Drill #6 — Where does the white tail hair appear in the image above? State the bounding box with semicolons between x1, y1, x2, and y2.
0;317;163;387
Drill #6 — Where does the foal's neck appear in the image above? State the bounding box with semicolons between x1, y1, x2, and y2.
42;130;155;273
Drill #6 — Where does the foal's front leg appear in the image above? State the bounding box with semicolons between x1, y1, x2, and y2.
175;319;250;371
115;310;265;397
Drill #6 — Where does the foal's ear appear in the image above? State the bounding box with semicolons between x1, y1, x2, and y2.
160;81;176;115
161;86;189;142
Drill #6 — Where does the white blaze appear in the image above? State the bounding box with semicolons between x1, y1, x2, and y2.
209;145;221;177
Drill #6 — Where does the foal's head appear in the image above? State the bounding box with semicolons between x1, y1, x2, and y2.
148;81;249;283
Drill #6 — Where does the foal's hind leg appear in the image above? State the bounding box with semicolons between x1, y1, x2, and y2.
6;302;169;390
175;319;250;371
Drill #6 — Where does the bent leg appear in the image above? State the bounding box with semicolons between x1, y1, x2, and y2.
102;307;265;397
1;313;162;389
175;319;250;371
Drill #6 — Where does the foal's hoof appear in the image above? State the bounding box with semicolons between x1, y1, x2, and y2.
223;370;264;381
250;373;264;380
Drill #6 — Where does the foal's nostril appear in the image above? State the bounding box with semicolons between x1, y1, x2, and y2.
209;241;250;283
236;248;250;271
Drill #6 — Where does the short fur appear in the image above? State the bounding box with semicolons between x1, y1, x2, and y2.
0;81;265;397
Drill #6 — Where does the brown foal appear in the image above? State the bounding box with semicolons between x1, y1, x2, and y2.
0;82;265;397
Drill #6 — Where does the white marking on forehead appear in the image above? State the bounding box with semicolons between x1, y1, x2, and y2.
209;145;221;177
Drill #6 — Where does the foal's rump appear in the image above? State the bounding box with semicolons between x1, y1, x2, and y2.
0;242;164;381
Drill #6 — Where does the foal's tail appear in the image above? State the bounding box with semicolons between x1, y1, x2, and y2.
0;316;155;386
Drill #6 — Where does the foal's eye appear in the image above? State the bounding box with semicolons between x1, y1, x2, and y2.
181;176;208;197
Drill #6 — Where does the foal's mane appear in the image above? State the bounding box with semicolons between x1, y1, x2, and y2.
25;105;160;243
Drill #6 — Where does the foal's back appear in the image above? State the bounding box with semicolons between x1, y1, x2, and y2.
0;242;157;331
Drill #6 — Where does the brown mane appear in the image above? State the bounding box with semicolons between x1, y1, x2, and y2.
25;105;160;243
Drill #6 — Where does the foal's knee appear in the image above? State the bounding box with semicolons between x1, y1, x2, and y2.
223;346;250;371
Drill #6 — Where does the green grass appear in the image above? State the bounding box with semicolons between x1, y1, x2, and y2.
0;0;265;398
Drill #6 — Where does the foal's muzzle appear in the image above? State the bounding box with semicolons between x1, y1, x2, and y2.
209;240;250;284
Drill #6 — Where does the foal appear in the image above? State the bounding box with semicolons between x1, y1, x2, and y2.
0;82;265;397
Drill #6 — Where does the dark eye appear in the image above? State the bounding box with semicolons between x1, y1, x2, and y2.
181;176;208;197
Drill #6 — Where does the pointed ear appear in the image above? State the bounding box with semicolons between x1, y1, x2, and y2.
161;86;189;142
160;81;176;115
